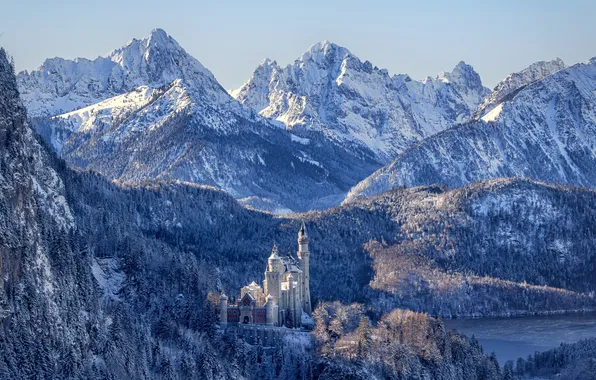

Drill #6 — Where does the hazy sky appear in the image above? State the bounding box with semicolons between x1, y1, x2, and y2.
2;0;595;90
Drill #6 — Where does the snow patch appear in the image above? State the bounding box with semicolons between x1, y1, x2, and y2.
481;103;504;122
290;134;310;145
92;258;125;301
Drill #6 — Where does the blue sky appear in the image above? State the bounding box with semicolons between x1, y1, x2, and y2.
2;0;595;89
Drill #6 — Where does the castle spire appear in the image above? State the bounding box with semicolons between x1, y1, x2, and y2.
299;220;307;238
298;221;308;246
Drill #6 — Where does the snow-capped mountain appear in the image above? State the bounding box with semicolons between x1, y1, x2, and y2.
232;41;490;164
24;30;381;213
473;58;566;119
345;56;596;203
17;28;235;118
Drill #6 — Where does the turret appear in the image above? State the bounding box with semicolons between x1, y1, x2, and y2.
265;242;284;306
219;291;228;326
297;221;312;314
265;294;278;326
267;242;284;273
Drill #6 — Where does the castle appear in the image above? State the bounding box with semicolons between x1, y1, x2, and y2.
219;222;312;328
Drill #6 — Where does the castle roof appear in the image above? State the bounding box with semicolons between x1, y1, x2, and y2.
287;264;303;273
244;281;261;291
268;242;281;260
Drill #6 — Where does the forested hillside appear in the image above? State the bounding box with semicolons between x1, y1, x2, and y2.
310;303;503;379
59;157;596;318
507;338;596;379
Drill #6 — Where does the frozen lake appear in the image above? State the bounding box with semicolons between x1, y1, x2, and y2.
445;312;596;364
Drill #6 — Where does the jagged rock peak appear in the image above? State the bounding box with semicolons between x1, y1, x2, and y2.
17;28;225;117
148;27;169;42
232;42;491;164
438;61;483;87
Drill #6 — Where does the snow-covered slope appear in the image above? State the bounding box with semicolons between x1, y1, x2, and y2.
25;31;381;213
473;58;566;119
232;42;490;163
344;57;596;203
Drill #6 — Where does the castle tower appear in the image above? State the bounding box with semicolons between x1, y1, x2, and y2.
297;221;312;314
219;292;228;326
264;242;284;305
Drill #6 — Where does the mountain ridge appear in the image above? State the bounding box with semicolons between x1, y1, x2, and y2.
232;40;490;164
345;56;596;203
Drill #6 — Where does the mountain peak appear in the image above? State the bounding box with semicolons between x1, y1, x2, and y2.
311;40;338;50
435;61;488;104
521;58;566;78
439;61;481;83
149;28;168;39
453;60;473;72
17;29;226;117
310;40;349;53
302;40;352;63
259;58;279;68
146;28;176;48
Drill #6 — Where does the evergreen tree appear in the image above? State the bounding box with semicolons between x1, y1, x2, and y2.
356;315;372;361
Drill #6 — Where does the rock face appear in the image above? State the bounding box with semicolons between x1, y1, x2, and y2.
232;42;490;164
345;57;596;203
20;30;381;213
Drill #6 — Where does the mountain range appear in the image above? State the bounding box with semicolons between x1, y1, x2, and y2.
19;29;498;213
20;29;371;213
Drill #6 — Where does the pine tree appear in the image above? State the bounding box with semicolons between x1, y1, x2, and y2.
356;315;372;361
285;309;293;329
198;345;216;379
275;345;284;377
200;298;217;340
160;357;177;380
257;338;264;364
179;353;196;380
